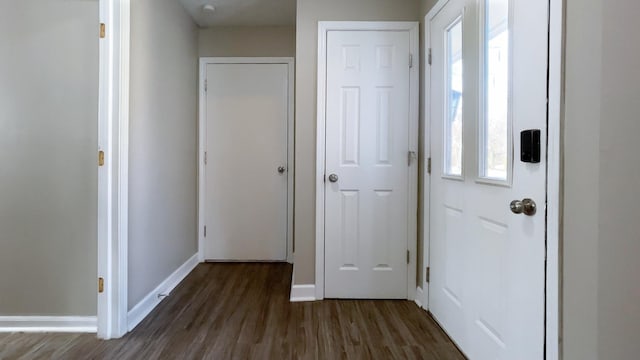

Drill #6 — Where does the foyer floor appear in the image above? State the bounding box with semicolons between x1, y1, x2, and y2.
0;263;464;359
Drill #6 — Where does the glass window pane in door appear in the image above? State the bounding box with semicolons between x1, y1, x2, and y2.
444;18;463;177
481;0;509;180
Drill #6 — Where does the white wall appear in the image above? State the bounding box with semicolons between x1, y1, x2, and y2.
0;0;99;316
294;0;421;284
199;26;295;58
128;0;199;309
563;0;640;358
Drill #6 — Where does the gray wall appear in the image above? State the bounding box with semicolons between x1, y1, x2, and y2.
199;26;296;58
563;0;640;358
562;0;600;356
0;0;98;316
129;0;199;309
294;0;421;284
596;0;640;355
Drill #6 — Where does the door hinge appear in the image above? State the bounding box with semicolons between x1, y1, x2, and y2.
407;250;410;264
427;157;432;174
98;277;104;293
426;267;430;283
100;23;106;39
98;150;105;167
204;152;207;165
204;79;208;92
428;48;432;66
409;53;414;68
204;226;207;237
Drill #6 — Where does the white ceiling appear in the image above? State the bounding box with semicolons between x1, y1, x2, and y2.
179;0;296;28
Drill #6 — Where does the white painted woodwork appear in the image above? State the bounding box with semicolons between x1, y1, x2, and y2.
97;0;130;340
428;0;548;358
324;30;411;298
203;63;288;261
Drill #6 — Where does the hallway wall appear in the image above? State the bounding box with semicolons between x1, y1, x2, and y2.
199;26;295;58
129;0;199;309
0;0;99;316
563;0;640;358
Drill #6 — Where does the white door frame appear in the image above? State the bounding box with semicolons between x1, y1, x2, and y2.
422;0;564;359
315;21;420;301
197;57;296;263
97;0;130;339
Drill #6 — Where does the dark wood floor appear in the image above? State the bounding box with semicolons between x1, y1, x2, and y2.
0;263;464;360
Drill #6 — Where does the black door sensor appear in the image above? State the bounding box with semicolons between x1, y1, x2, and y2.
520;129;541;163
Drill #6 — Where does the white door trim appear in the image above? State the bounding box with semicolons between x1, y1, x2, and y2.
422;0;563;358
97;0;130;339
546;0;564;358
198;57;296;263
315;21;420;301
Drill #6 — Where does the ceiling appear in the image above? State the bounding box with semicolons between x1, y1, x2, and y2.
179;0;296;28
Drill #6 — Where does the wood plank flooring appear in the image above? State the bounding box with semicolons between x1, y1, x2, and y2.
0;263;464;359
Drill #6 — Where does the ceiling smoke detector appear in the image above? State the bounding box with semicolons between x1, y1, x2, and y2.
202;4;216;14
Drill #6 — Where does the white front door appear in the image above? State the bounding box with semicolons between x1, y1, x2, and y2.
203;62;290;261
428;0;548;358
324;29;413;298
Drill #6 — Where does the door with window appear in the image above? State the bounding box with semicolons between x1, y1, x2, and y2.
428;0;548;358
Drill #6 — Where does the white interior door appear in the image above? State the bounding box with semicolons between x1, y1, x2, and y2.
203;62;289;261
428;0;548;358
324;30;412;298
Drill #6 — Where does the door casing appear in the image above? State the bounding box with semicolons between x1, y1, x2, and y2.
97;0;130;340
421;0;564;359
315;21;420;301
198;57;295;264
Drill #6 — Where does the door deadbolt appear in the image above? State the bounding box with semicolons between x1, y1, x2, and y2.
510;198;537;216
328;174;339;183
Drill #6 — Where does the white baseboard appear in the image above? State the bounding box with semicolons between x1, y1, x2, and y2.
127;253;199;331
0;316;97;333
290;284;316;302
415;286;424;309
289;263;316;302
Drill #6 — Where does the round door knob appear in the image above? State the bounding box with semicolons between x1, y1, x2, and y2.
510;198;536;216
510;200;524;214
277;166;286;174
328;174;339;183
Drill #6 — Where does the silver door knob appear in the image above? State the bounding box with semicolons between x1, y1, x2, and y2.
510;198;537;216
328;174;339;183
277;166;286;174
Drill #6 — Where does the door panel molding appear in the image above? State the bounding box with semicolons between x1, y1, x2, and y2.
197;57;295;263
316;21;419;301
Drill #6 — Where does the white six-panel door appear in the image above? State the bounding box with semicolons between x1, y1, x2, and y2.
428;0;548;358
324;30;412;298
203;62;289;261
